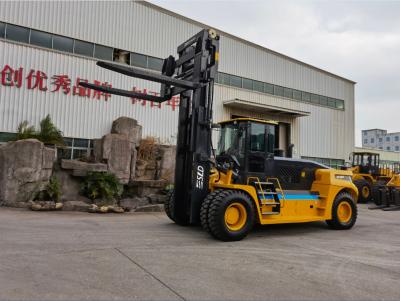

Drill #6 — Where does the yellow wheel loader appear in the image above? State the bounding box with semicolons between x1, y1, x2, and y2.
346;152;393;203
83;29;359;241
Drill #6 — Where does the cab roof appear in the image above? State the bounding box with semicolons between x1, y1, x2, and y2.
218;118;278;125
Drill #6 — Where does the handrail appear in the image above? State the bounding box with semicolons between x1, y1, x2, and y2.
247;176;266;202
266;177;286;208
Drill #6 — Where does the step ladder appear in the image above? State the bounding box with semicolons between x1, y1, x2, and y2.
247;177;284;215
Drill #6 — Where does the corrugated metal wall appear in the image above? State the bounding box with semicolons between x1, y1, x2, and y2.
0;1;355;159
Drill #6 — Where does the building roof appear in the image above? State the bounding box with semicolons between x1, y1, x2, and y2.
141;1;356;85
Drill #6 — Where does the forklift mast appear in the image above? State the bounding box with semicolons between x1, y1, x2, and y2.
80;29;220;225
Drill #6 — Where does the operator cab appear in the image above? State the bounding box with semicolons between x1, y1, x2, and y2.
216;118;328;190
350;152;380;175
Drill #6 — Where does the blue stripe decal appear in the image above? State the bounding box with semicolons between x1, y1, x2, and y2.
258;194;319;200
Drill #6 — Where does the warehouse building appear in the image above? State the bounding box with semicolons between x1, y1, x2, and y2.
0;1;355;167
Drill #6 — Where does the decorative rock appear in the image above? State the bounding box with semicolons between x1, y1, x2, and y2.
159;145;176;183
119;197;150;210
62;200;91;212
147;194;167;204
61;159;108;175
129;179;167;197
0;139;55;207
109;206;124;213
88;204;99;213
134;204;164;212
111;117;142;148
55;203;63;210
99;206;109;213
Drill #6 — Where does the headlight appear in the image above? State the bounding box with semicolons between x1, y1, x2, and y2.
335;175;353;182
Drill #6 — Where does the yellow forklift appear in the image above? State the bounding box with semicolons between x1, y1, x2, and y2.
370;162;400;210
82;29;359;241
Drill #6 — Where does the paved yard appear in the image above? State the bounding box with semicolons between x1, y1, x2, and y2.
0;204;399;300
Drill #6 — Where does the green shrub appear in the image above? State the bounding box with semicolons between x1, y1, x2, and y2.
34;177;61;202
16;114;64;146
81;172;123;202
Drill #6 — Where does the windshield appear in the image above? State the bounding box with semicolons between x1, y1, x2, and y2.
217;124;245;159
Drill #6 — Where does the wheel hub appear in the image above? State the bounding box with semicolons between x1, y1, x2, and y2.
337;202;352;223
224;202;247;231
362;186;370;198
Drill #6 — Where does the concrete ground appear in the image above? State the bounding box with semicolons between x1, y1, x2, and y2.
0;204;399;300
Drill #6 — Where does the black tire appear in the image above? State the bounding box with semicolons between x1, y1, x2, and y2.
207;190;256;241
326;192;357;230
164;190;175;222
200;190;223;234
372;181;386;206
353;179;371;203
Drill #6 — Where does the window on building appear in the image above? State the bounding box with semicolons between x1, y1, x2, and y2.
0;132;16;143
379;138;383;142
387;146;391;151
57;137;91;160
274;85;284;97
113;48;130;64
130;52;147;68
293;90;302;101
29;29;52;48
147;56;163;71
319;95;328;106
363;131;367;136
386;136;390;142
284;87;293;99
5;24;30;43
302;92;311;102
379;147;383;150
229;75;242;88
364;139;368;144
242;78;253;90
253;80;264;93
264;83;274;94
396;146;399;151
52;35;73;53
0;22;6;39
94;44;113;61
327;97;336;108
310;94;319;104
336;99;344;109
218;73;230;86
74;39;94;57
371;138;375;143
395;136;399;141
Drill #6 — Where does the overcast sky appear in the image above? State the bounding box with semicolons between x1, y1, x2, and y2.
149;0;400;146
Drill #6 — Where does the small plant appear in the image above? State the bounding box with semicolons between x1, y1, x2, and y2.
16;114;64;146
81;172;123;202
46;177;61;202
16;121;36;140
138;136;159;161
34;177;61;202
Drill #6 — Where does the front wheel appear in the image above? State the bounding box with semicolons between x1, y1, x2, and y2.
206;190;256;241
326;192;357;230
353;179;371;203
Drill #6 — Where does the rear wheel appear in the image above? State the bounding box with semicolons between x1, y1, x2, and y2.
164;190;175;222
326;192;357;230
206;190;256;241
353;179;371;203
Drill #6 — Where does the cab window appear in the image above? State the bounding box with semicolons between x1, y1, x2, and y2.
250;123;265;152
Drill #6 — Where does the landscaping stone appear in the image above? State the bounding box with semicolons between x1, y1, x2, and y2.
62;200;91;212
61;159;107;175
111;116;142;148
119;197;150;211
159;145;176;183
129;179;167;197
0;139;55;207
147;194;167;204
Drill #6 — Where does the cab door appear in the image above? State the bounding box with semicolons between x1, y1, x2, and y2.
247;122;267;177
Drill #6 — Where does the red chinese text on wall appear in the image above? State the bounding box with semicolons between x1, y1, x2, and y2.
0;64;180;111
